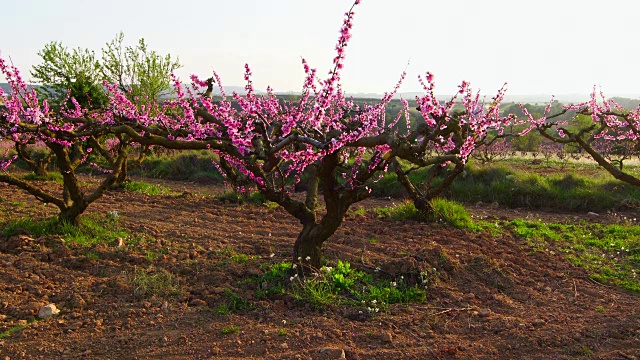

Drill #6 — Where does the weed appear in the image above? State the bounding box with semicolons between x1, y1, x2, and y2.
220;289;253;313
220;325;240;335
134;150;224;182
0;318;39;339
213;304;230;315
85;251;101;260
258;260;427;311
366;159;640;213
227;253;260;263
595;305;606;313
352;207;367;217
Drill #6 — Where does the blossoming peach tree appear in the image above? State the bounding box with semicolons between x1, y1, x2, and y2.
0;56;138;225
529;89;640;187
1;0;515;269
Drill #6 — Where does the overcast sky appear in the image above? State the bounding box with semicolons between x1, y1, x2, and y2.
2;0;639;97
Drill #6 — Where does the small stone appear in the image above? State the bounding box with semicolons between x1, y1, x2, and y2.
38;304;60;319
478;308;491;317
380;332;393;343
318;347;346;359
587;212;599;217
280;342;289;349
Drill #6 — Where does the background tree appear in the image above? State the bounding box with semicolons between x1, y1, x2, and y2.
102;32;181;109
25;42;108;176
100;32;181;182
531;91;640;186
1;56;128;224
31;41;107;109
391;77;515;213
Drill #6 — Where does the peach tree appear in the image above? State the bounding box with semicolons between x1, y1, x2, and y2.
530;89;640;187
0;56;130;224
101;1;514;269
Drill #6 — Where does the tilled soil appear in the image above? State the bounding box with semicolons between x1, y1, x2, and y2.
0;178;639;359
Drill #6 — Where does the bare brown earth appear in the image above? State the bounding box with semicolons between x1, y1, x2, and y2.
0;176;639;359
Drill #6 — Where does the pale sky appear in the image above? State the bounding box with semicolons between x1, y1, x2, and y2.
3;0;639;97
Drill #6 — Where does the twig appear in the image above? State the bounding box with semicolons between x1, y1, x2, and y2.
415;306;475;317
573;279;578;298
427;307;475;317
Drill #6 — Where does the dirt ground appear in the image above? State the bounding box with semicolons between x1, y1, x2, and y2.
0;177;639;359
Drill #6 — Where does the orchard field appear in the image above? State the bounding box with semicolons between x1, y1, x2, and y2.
2;1;640;358
0;154;639;359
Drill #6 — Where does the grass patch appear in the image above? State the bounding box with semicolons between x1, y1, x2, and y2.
505;219;640;292
374;200;428;222
217;190;267;205
22;172;63;183
366;159;640;213
220;325;240;334
115;181;171;195
374;198;484;231
125;266;181;299
134;150;224;183
448;162;640;212
257;260;429;311
429;198;476;229
214;289;254;315
226;253;259;263
1;213;134;247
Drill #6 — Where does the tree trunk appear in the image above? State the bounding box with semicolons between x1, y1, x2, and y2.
577;136;640;187
57;203;87;225
292;223;324;271
292;204;349;273
412;196;433;213
116;160;129;184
